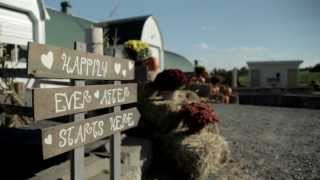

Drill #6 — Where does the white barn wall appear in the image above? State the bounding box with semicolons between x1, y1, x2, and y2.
141;16;164;70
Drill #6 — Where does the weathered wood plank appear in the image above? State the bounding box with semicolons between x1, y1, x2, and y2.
41;107;140;159
33;83;137;121
27;42;135;80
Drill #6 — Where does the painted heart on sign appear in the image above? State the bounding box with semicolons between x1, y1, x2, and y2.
94;90;100;99
114;63;121;75
41;51;54;69
122;69;127;77
128;61;134;71
44;134;53;145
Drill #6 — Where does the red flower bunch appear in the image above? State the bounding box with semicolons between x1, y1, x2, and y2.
153;69;188;91
180;102;219;133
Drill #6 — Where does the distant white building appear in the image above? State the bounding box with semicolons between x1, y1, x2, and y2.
247;60;303;88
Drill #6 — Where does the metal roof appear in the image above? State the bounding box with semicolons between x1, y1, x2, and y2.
45;10;192;72
45;11;156;49
45;8;94;48
98;15;152;46
247;60;303;66
164;50;194;72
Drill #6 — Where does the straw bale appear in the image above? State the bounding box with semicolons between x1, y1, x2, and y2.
161;125;230;180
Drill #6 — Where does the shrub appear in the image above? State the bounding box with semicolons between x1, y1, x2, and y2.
195;66;206;76
210;75;223;85
310;63;320;72
180;102;219;133
153;69;188;91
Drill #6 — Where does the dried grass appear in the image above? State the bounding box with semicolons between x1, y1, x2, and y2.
162;125;230;180
141;90;230;179
141;90;200;133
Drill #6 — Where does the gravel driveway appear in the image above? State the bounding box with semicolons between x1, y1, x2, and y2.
211;104;320;180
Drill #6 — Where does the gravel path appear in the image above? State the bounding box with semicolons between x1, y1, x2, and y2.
211;104;320;180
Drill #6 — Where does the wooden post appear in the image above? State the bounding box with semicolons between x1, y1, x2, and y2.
110;29;121;179
110;27;121;180
111;81;121;180
232;68;238;88
85;27;104;55
86;26;121;180
232;68;239;104
70;41;86;180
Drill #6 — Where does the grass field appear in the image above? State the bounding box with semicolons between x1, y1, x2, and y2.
298;71;320;84
238;71;320;87
238;73;249;87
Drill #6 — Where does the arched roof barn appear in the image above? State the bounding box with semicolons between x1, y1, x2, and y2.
99;15;164;70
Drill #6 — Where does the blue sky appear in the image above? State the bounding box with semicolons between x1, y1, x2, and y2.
45;0;320;70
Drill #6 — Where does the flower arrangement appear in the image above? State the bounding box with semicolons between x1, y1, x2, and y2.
124;40;150;60
153;69;188;91
190;66;209;84
179;102;219;133
210;75;223;85
195;66;207;76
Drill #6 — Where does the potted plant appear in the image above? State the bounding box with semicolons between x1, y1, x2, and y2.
124;40;161;81
145;56;160;71
124;40;150;61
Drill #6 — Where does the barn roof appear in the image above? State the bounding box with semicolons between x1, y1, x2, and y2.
247;60;303;66
45;11;154;48
45;8;94;48
164;50;194;72
98;15;152;46
45;10;192;72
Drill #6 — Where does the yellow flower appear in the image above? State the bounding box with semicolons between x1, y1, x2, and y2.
125;40;149;53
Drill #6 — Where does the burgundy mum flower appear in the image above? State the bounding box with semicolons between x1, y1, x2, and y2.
153;69;188;91
180;102;219;133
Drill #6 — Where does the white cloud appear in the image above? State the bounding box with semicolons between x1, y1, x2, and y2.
194;42;209;49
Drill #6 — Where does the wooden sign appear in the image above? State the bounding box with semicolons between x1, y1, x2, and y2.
28;42;135;80
33;83;137;121
41;107;140;159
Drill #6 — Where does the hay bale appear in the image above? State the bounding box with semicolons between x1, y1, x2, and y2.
141;99;181;133
161;125;230;180
171;90;200;103
140;90;200;133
